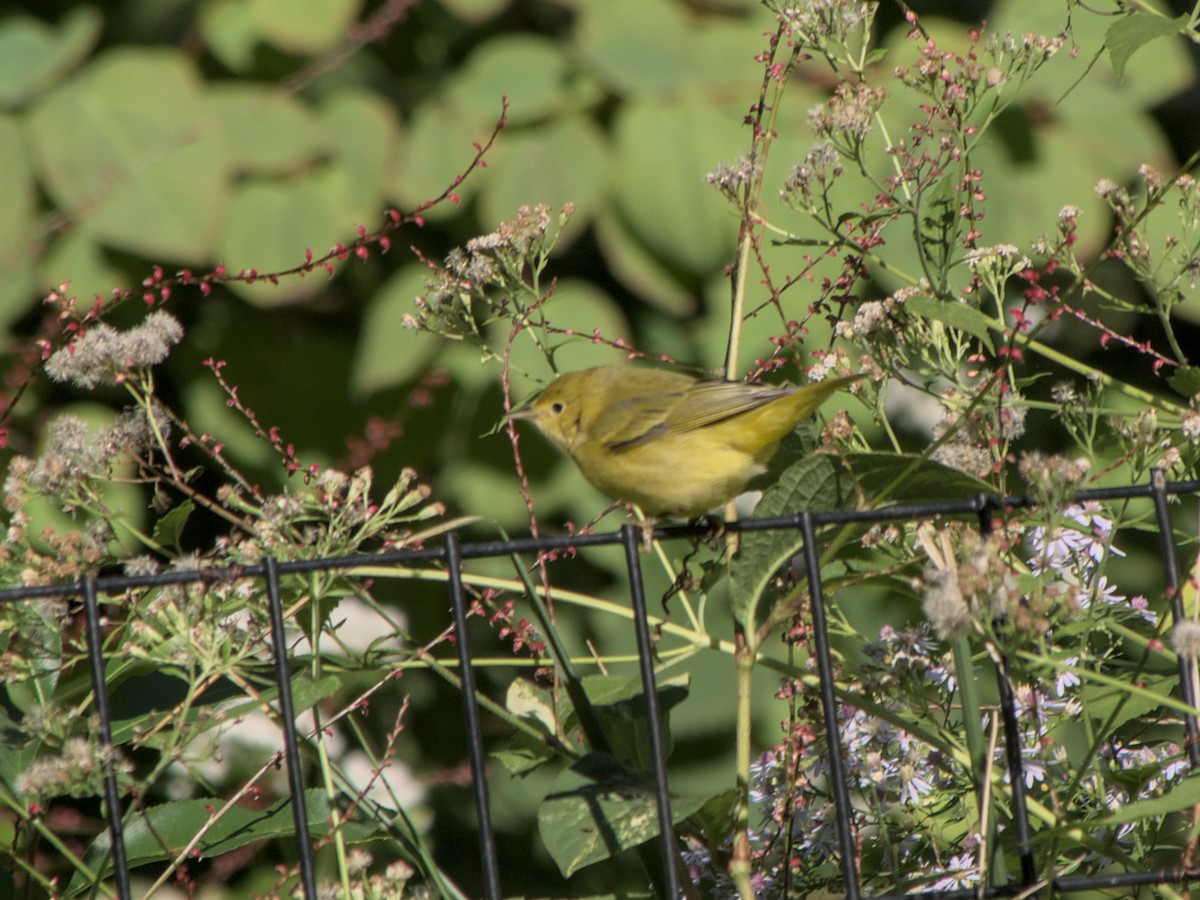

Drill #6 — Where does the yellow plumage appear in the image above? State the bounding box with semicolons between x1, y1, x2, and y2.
509;365;861;517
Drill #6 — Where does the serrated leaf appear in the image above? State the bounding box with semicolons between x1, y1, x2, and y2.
538;753;707;877
844;453;993;503
1081;673;1178;734
906;295;996;351
1107;13;1187;82
729;453;856;629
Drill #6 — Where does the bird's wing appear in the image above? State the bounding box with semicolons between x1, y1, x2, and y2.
592;390;686;450
606;381;789;451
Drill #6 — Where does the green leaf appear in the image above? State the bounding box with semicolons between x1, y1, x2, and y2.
479;117;609;247
1080;673;1178;734
247;0;359;56
352;267;441;395
537;753;707;877
611;93;743;276
319;89;399;223
729;451;856;630
593;210;695;317
0;708;37;800
905;295;997;351
35;231;126;317
494;732;558;776
507;676;558;734
1168;365;1200;399
575;0;697;94
0;115;36;329
152;501;194;553
107;671;342;746
0;8;101;106
499;280;632;398
26;48;230;263
209;84;323;175
1106;13;1188;82
579;673;689;768
1089;774;1200;828
691;788;739;846
451;35;575;125
843;453;994;503
216;176;344;305
69;789;383;894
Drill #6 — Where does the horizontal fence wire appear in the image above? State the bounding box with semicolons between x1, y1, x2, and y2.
6;472;1200;898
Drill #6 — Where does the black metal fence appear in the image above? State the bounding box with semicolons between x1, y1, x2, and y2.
9;470;1200;898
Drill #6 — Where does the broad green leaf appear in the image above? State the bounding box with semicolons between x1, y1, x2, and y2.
320;89;400;223
843;453;994;503
352;266;441;395
151;501;194;554
729;450;856;629
494;732;558;776
538;753;708;877
451;36;575;125
0;7;101;106
479;117;609;248
248;0;360;55
612;94;743;276
199;0;263;72
217;176;345;305
389;96;494;219
0;114;36;329
507;676;558;734
215;674;344;724
441;0;508;21
593;210;696;317
905;296;996;351
70;789;382;894
1168;366;1200;400
1106;13;1188;82
27;48;230;263
575;0;697;94
36;228;128;313
209;84;323;174
497;279;632;397
1089;774;1200;828
582;674;689;769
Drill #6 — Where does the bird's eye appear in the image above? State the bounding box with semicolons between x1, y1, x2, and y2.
550;401;566;415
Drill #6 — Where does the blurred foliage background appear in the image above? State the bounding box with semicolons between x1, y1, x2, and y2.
3;0;1200;895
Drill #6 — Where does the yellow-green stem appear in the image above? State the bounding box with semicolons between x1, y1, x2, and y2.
729;625;758;899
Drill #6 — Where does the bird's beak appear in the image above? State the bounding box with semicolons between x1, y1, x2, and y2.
506;406;537;422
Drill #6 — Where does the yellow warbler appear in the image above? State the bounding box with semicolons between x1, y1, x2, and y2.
509;365;862;517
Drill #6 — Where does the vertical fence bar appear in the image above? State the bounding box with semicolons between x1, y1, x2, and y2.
445;533;503;900
799;512;860;900
976;498;1036;886
79;576;131;900
620;524;683;899
264;557;319;899
1151;469;1200;768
